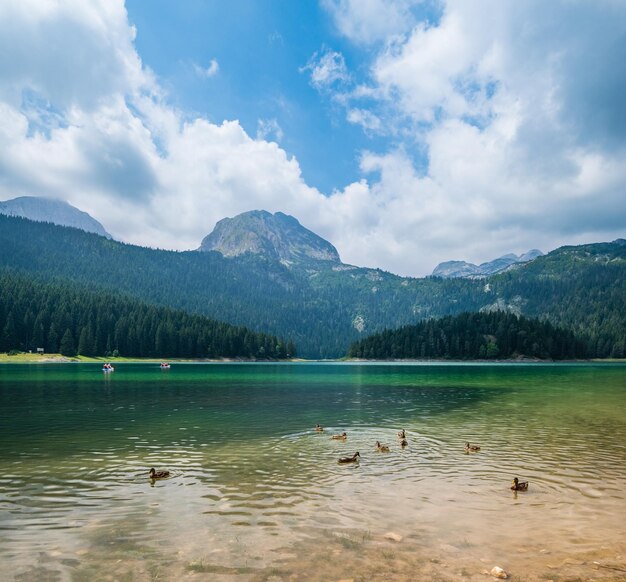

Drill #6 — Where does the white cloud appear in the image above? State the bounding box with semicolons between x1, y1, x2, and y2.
0;0;624;279
317;0;626;273
193;58;219;79
300;47;350;91
322;0;420;45
347;108;382;133
0;0;149;110
256;118;284;143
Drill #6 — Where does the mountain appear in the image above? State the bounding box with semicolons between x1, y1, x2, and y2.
0;213;624;359
519;249;544;262
432;249;544;278
430;260;482;278
0;196;111;238
199;210;340;265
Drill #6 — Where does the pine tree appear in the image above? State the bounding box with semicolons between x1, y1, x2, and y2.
59;329;77;357
1;311;17;352
77;327;93;356
47;323;60;353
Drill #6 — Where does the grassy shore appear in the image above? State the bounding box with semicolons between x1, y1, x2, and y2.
0;353;146;364
1;352;624;364
0;352;309;364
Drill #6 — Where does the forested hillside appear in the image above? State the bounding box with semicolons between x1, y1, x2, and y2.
1;215;624;358
0;272;292;359
488;241;626;358
348;311;588;360
0;215;486;357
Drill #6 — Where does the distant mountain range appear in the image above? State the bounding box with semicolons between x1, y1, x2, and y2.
0;196;111;239
432;250;544;278
0;196;544;278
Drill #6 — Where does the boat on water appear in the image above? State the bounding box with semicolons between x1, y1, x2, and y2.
102;363;114;373
160;362;171;369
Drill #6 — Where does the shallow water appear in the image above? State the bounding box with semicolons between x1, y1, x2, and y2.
0;362;625;581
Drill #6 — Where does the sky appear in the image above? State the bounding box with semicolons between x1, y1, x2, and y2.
0;0;625;276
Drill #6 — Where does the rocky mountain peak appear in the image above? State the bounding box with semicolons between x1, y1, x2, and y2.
432;249;544;279
198;210;341;264
0;196;111;238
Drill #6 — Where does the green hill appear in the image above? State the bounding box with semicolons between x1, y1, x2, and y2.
1;214;624;358
348;311;588;360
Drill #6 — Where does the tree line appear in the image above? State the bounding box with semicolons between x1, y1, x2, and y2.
348;311;589;360
0;271;295;359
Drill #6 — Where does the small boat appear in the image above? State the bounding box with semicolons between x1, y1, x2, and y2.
102;363;114;373
160;362;171;369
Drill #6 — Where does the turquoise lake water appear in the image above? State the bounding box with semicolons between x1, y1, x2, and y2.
0;363;625;580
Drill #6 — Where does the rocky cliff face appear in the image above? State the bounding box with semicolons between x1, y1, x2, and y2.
432;250;544;278
198;210;341;264
0;196;111;238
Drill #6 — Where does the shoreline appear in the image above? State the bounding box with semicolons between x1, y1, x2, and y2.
1;353;624;364
0;353;306;364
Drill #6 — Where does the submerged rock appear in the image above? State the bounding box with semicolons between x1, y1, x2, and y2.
490;565;509;579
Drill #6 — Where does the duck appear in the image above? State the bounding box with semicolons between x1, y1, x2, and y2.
398;429;406;439
315;424;324;432
331;432;347;440
149;467;170;479
511;477;529;491
338;452;360;464
375;441;390;452
465;442;481;452
400;439;408;447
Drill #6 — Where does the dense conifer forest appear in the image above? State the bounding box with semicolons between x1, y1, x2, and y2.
347;311;589;360
0;272;294;359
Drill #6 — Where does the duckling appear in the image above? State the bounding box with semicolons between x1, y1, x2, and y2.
398;429;406;439
338;452;360;464
375;441;390;453
400;439;408;447
465;442;481;452
331;432;347;440
149;467;170;479
511;477;529;491
315;424;324;432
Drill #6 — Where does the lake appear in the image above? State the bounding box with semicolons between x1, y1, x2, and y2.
0;363;625;581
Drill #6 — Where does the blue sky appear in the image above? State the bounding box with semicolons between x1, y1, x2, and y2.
125;0;398;194
0;1;625;276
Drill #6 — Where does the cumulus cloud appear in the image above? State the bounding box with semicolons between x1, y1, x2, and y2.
0;0;148;110
0;0;624;278
318;0;626;273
